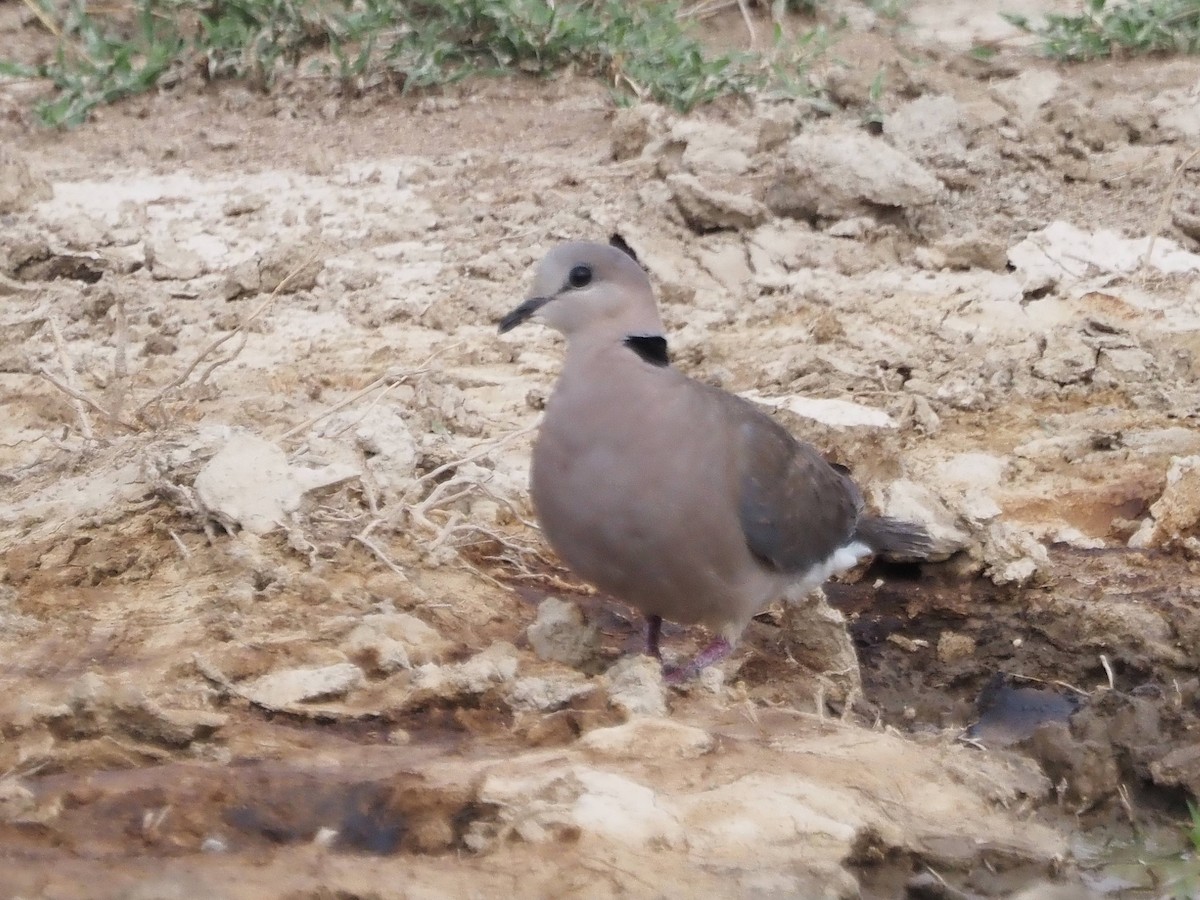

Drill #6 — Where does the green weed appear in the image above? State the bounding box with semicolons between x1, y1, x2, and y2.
1;0;834;127
1004;0;1200;61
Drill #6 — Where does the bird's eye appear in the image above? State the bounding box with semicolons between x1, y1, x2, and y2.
568;265;592;289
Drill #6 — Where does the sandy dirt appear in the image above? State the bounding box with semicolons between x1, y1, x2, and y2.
2;1;1200;898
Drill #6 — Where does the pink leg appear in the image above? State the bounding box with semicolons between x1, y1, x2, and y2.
663;636;733;684
645;615;663;660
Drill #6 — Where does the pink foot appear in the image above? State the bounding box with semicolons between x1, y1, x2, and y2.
663;636;733;684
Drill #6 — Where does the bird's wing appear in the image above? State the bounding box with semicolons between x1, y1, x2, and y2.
727;397;862;573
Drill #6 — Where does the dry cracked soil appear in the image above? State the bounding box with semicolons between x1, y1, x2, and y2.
2;1;1200;898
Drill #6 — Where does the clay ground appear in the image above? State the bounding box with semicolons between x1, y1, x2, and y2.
2;1;1200;898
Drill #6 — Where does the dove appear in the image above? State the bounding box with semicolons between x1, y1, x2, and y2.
500;238;930;681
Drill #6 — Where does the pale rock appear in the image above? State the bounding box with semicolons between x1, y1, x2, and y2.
52;673;226;747
604;655;667;718
241;663;364;709
981;522;1049;585
676;773;860;852
609;104;667;161
959;491;1002;525
741;390;896;430
571;768;685;846
145;236;205;280
991;70;1062;125
935;231;1009;271
118;702;229;748
0;779;36;824
526;597;600;668
472;762;685;849
746;222;812;276
507;674;596;711
409;642;519;701
878;479;971;561
768;129;943;222
580;717;714;760
825;216;876;239
1009;222;1200;291
1097;347;1155;382
223;240;324;299
325;405;419;500
937;631;976;664
1129;455;1200;551
348;624;412;672
367;612;452;663
782;593;862;694
696;242;754;295
1149;744;1200;798
194;430;357;534
1153;85;1200;140
885;94;966;158
753;105;798;152
676;121;756;176
666;173;767;231
1010;884;1097;900
1032;334;1097;386
0;144;52;214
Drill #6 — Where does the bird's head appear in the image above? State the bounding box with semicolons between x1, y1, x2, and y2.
498;240;664;341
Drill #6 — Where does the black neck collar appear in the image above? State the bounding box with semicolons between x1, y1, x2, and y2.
624;335;669;367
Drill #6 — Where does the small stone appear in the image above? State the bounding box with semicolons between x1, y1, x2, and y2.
0;780;36;823
202;130;239;151
294;573;333;604
508;675;596;711
345;612;451;674
141;333;177;356
223;241;324;300
937;631;977;664
406;643;519;707
935;232;1009;271
1097;347;1155;382
0;145;52;214
345;623;411;675
144;237;205;281
604;655;667;718
675;122;756;177
241;663;365;709
222;193;267;217
579;717;714;759
526;597;600;668
1129;455;1200;551
388;728;411;745
1032;335;1097;386
768;129;942;222
609;104;666;161
666;173;767;232
364;571;413;605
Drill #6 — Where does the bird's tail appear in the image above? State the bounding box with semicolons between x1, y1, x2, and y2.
854;516;933;560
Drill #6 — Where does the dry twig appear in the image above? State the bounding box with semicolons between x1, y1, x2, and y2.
735;0;759;47
45;314;94;440
136;252;317;421
1142;145;1200;270
276;340;464;443
19;0;60;37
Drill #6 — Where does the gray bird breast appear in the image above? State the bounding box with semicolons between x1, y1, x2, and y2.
529;364;781;633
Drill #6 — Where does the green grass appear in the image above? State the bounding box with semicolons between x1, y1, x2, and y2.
1004;0;1200;61
0;0;833;128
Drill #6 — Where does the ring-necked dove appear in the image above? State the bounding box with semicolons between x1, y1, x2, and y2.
499;239;931;681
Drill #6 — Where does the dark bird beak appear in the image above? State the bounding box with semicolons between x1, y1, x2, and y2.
498;296;550;334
